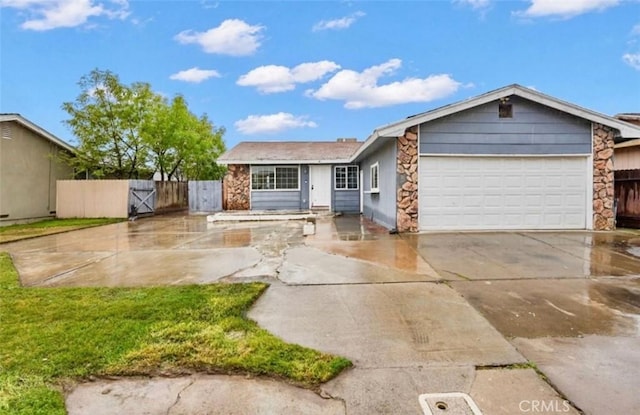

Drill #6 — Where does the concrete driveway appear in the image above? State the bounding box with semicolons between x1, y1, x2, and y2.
4;215;639;414
403;231;640;415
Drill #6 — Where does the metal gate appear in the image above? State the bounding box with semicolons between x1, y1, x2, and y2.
129;180;156;217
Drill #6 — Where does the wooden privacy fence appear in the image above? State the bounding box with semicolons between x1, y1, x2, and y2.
615;169;640;228
57;180;130;218
156;181;188;213
57;180;189;218
188;180;222;213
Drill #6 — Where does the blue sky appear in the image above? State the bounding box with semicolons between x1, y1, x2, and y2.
1;0;639;149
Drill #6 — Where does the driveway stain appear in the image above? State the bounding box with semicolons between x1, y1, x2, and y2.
452;278;639;338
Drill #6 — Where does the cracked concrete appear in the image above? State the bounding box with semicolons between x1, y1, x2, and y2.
512;336;640;415
5;219;302;287
4;215;639;414
249;282;525;368
66;375;344;415
277;246;439;285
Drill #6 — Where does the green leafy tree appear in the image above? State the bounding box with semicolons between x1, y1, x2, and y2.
142;96;226;181
178;113;227;181
62;69;160;179
63;69;226;181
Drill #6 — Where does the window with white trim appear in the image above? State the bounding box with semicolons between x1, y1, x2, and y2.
370;162;379;193
335;165;359;190
251;166;299;190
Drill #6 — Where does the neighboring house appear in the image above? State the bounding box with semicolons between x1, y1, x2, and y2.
0;114;75;226
613;114;640;171
612;113;640;228
218;140;362;213
219;84;640;232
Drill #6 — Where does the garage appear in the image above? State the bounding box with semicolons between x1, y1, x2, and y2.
354;85;640;232
419;156;589;231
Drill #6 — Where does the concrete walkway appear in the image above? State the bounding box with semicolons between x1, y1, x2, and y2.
4;215;639;414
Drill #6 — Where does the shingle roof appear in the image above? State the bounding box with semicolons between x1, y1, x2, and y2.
218;141;362;165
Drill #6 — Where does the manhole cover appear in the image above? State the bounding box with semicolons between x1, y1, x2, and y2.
419;393;483;415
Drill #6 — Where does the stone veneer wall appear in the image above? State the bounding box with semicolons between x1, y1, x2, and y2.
224;164;250;210
592;123;615;231
396;126;419;232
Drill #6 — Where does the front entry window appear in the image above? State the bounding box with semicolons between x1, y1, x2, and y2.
251;166;299;190
335;165;359;190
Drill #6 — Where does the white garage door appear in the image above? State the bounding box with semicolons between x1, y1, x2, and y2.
419;156;588;231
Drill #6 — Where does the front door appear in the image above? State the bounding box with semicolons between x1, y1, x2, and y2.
309;165;331;209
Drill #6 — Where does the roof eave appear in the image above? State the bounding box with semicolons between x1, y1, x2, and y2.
0;114;75;153
615;138;640;149
512;87;640;138
218;159;355;166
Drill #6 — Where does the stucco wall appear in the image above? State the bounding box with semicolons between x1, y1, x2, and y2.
0;121;73;225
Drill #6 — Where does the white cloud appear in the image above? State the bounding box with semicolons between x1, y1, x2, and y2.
175;19;264;56
454;0;491;10
307;59;462;109
0;0;129;31
623;53;640;70
200;0;219;9
237;61;340;93
169;67;221;83
632;23;640;36
312;11;365;32
516;0;619;19
234;113;318;135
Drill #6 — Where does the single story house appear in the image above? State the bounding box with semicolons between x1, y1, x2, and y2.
611;113;640;228
612;114;640;171
218;140;362;212
219;84;640;232
0;113;75;226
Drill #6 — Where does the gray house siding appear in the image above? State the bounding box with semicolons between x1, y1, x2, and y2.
250;164;309;210
251;191;302;210
420;96;591;155
333;190;360;213
361;140;397;229
331;165;360;213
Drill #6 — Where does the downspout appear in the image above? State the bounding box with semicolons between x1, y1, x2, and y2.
48;143;53;213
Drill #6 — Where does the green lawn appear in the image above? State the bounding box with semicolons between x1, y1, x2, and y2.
0;218;124;244
0;253;351;414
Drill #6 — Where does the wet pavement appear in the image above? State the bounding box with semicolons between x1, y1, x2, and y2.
3;214;640;414
403;231;640;280
437;233;640;415
512;335;640;415
4;217;304;287
451;277;640;338
249;282;525;368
